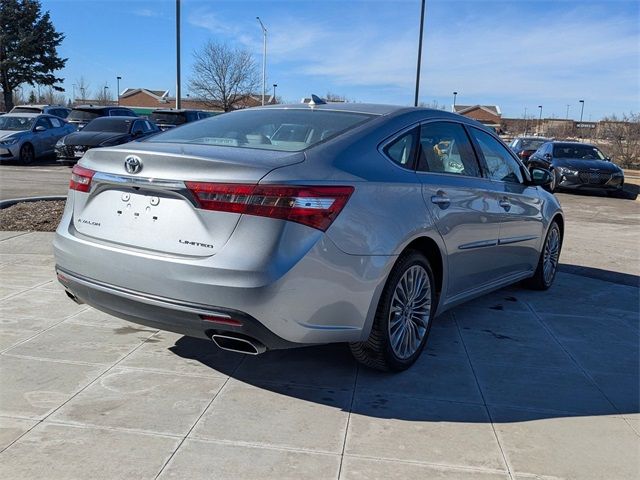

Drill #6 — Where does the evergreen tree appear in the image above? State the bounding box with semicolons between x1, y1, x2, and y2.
0;0;67;110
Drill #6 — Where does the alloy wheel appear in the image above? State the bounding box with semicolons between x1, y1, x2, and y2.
388;265;432;359
543;226;560;284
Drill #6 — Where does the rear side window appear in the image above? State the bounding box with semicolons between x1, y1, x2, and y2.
383;128;418;168
417;122;480;177
49;117;62;128
470;128;524;184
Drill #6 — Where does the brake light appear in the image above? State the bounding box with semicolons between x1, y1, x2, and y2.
185;183;354;231
69;165;96;192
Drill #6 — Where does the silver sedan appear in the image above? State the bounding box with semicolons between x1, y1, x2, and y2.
0;113;76;164
54;101;563;371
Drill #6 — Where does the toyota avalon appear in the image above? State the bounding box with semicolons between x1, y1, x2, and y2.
54;99;563;371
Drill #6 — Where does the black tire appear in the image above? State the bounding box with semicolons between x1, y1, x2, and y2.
349;250;437;372
19;143;35;165
525;221;562;290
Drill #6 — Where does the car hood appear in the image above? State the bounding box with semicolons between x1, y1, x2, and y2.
0;130;26;140
554;158;620;172
62;131;129;147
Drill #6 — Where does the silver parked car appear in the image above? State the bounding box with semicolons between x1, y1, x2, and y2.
0;113;76;164
54;101;563;371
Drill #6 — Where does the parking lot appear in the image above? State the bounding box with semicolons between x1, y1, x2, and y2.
0;164;638;479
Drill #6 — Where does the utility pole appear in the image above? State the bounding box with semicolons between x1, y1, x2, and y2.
176;0;182;109
257;17;267;106
414;0;426;107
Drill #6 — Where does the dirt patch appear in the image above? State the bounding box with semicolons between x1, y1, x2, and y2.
0;200;66;231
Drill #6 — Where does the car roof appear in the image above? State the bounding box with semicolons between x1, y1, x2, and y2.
152;109;204;113
258;102;407;116
72;105;132;111
2;112;42;118
13;104;67;109
90;116;139;121
551;141;596;147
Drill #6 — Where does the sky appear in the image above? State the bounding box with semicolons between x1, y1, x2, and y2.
38;0;640;120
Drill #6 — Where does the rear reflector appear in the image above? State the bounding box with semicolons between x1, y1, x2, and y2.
200;314;243;326
186;183;354;231
69;165;96;192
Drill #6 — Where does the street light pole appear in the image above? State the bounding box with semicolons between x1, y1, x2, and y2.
176;0;182;109
565;104;570;120
579;99;585;123
72;84;76;104
272;83;277;101
104;86;109;106
524;107;528;135
537;105;543;135
257;17;267;106
116;76;122;106
414;0;426;107
452;91;457;112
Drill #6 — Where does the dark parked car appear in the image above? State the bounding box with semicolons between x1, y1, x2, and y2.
150;109;214;131
67;105;137;130
509;136;551;161
527;141;624;195
56;117;159;164
10;104;71;119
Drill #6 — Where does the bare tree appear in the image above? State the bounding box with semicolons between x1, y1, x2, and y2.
189;41;259;112
94;85;112;106
325;92;350;103
598;113;640;169
41;85;65;105
74;76;90;101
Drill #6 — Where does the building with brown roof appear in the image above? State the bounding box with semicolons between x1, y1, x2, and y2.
454;104;502;130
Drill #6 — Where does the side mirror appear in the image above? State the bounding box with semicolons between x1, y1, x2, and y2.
34;125;46;132
605;156;612;162
529;167;552;186
132;130;144;137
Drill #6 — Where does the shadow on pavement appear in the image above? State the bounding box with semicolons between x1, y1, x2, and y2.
558;263;640;287
167;277;640;423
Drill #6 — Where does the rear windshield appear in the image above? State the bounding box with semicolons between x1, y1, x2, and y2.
11;107;42;114
68;110;102;122
83;117;132;133
553;145;605;160
150;112;187;125
145;109;375;151
520;139;546;150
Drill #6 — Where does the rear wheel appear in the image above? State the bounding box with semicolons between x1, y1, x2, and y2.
525;221;562;290
19;143;35;165
350;251;436;371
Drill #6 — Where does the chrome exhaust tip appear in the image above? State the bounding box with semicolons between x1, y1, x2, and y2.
211;334;266;355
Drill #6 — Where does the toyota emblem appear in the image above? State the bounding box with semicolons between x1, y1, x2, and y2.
124;155;143;174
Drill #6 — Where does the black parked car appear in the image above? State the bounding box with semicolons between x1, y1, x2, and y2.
56;117;159;164
67;105;138;130
527;141;624;195
150;109;213;131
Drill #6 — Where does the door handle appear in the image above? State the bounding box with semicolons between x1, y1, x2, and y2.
499;197;511;211
431;191;451;209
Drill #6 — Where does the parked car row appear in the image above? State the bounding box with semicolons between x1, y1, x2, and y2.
0;105;213;164
510;136;624;195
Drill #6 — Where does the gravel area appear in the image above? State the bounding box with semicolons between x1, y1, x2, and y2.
0;200;66;231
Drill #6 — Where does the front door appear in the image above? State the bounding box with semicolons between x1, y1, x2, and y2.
416;121;505;299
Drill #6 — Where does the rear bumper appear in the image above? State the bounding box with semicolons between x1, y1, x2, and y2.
53;212;394;347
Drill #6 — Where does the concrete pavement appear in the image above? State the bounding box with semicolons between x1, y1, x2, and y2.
0;231;638;479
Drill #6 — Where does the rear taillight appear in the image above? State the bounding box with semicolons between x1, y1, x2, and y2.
69;165;96;192
185;183;354;231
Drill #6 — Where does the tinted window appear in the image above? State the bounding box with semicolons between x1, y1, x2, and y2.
83;117;132;133
68;109;101;122
150;112;187;125
470;128;524;183
146;109;374;152
384;128;418;168
34;117;52;129
553;144;605;160
49;117;63;128
417;122;480;177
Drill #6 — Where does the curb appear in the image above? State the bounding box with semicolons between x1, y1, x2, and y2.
0;195;67;209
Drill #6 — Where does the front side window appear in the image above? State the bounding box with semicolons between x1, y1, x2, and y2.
417;122;480;177
49;117;62;128
470;128;524;183
34;117;52;130
383;128;418;168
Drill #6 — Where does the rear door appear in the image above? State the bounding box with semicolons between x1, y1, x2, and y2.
416;121;504;298
467;127;544;276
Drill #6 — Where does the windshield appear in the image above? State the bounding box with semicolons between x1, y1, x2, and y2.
0;116;36;131
520;139;546;150
83;117;132;133
146;109;374;152
553;145;606;160
68;110;102;122
150;112;187;125
11;107;42;114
